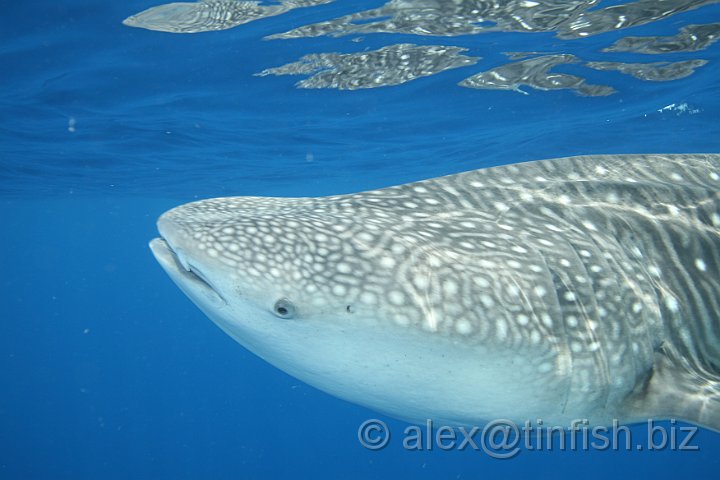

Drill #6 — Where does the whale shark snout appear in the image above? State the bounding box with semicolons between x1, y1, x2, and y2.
151;208;231;306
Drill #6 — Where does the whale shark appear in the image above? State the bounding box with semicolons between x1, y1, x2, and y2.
150;154;720;431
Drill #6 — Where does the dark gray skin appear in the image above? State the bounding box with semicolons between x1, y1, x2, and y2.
151;154;720;431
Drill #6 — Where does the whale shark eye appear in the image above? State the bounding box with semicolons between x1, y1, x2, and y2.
273;298;296;319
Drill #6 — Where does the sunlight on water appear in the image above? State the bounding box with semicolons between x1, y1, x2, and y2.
124;0;719;92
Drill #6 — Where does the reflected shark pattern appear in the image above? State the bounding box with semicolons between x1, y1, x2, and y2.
123;0;719;92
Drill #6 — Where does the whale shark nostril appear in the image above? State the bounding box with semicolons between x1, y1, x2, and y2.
185;262;214;291
152;234;228;305
173;246;192;272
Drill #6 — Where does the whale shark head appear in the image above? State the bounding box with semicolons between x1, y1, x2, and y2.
149;194;542;425
149;196;365;343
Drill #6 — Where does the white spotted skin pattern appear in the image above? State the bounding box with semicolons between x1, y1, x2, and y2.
152;154;720;428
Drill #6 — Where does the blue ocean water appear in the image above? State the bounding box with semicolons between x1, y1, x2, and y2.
1;0;720;478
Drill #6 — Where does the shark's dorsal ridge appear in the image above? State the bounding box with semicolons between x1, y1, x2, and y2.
150;153;720;432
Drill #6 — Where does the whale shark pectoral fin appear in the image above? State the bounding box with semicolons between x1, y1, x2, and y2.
623;345;720;432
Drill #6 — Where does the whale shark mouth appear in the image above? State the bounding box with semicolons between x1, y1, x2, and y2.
149;237;227;305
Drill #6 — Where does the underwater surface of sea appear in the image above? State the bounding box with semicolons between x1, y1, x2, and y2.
2;0;720;478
